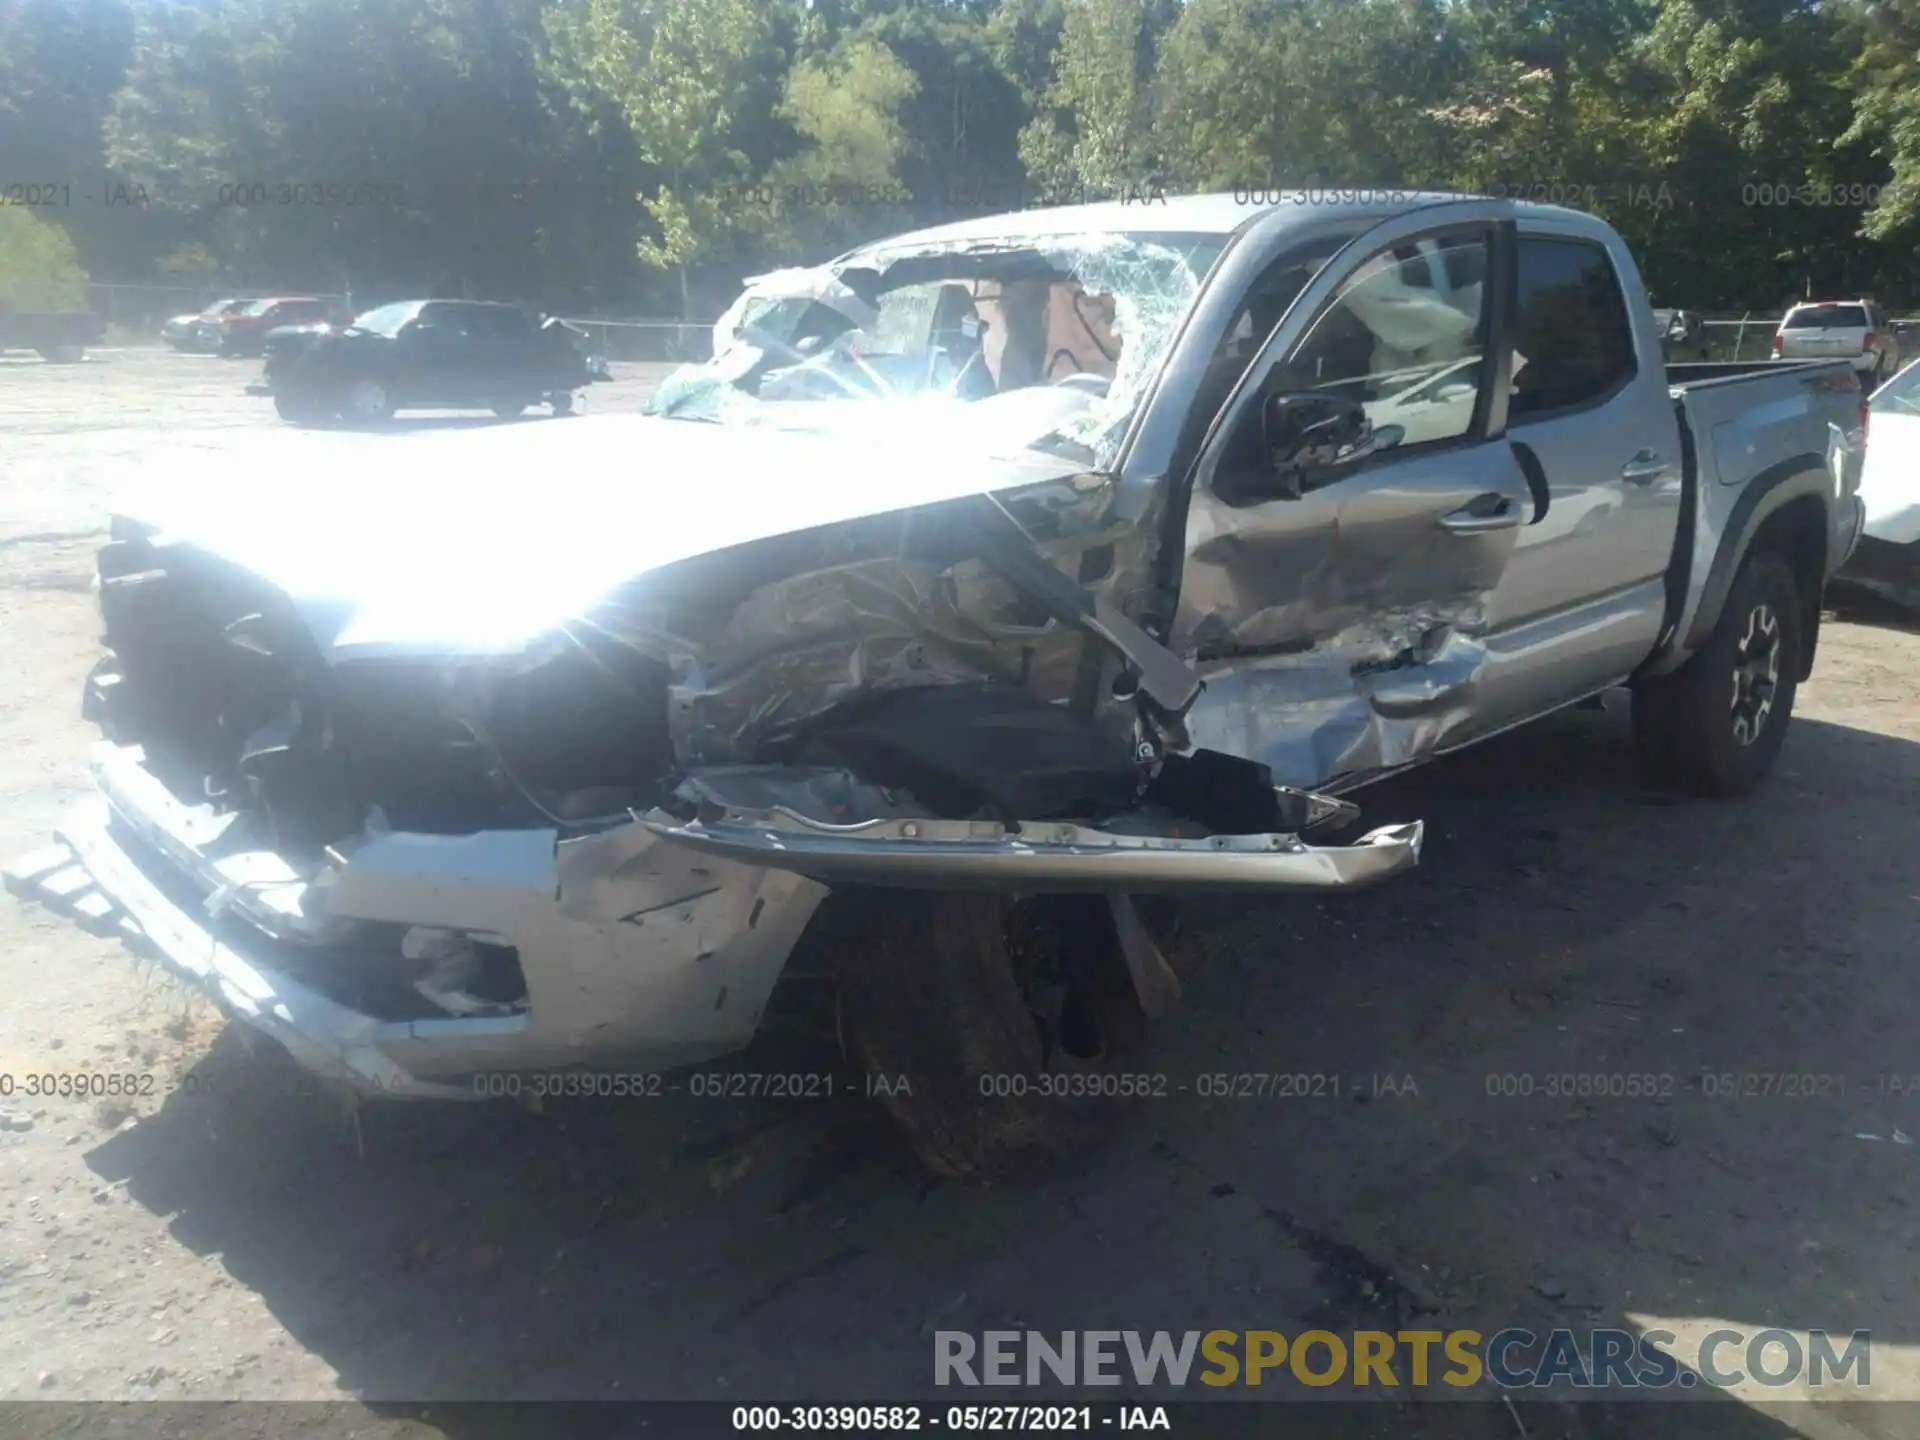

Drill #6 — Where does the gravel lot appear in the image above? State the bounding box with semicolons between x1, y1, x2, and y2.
2;349;1919;1438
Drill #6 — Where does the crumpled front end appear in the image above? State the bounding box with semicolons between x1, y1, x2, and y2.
11;414;1421;1096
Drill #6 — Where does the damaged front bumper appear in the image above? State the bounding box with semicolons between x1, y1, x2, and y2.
9;743;827;1096
645;808;1421;892
8;745;1419;1098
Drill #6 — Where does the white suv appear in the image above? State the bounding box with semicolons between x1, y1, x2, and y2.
1773;300;1900;382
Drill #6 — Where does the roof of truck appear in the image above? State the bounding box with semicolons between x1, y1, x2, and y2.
849;190;1607;260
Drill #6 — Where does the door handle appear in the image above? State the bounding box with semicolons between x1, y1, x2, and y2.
1620;449;1666;486
1438;494;1522;533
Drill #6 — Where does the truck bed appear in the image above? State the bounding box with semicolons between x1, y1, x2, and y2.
1666;359;1830;386
1649;356;1863;674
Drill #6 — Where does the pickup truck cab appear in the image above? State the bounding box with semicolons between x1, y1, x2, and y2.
6;193;1867;1174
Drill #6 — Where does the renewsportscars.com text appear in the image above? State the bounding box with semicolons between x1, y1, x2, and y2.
935;1328;1871;1391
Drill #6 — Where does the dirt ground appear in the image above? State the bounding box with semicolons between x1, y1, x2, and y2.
2;349;1919;1439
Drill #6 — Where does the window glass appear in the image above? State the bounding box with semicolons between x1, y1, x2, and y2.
1784;305;1869;329
1270;233;1490;448
419;303;473;337
467;306;531;340
1509;238;1636;419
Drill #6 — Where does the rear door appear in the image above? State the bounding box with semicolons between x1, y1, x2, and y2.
469;306;539;402
1466;226;1681;709
392;302;475;401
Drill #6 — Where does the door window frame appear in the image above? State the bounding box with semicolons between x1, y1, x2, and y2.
1506;232;1640;429
1190;209;1518;506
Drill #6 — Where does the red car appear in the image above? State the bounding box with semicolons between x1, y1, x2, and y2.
218;297;345;358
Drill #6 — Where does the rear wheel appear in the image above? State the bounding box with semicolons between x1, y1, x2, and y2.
1632;550;1801;797
829;890;1150;1177
492;401;527;419
341;376;395;427
550;392;575;416
36;344;83;363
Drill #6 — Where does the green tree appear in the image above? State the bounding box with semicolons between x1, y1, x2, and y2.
757;38;920;258
546;0;781;316
0;205;90;309
1020;0;1163;198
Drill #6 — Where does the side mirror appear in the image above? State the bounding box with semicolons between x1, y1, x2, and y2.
1259;392;1378;498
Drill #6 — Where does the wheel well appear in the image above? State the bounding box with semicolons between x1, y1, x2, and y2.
1748;495;1827;681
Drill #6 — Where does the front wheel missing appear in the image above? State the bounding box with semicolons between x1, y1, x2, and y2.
828;890;1152;1177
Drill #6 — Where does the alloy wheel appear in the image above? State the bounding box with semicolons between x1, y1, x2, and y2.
1730;602;1782;746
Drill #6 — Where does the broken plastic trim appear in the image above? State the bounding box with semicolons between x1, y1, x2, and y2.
642;806;1422;894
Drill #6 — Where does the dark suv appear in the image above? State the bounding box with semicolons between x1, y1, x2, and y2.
253;298;610;424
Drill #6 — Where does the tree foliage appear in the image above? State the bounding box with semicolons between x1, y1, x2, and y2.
4;0;1916;314
0;205;90;309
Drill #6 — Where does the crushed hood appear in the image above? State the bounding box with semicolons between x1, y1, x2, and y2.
114;411;1087;662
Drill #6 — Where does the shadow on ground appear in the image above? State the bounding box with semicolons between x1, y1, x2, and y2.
76;706;1920;1438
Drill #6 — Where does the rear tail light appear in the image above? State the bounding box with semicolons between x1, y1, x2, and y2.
1864;330;1879;352
1771;332;1783;356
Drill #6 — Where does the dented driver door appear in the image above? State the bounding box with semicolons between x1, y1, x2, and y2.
1171;204;1536;791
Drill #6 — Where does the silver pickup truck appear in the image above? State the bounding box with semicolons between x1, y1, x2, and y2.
7;193;1867;1173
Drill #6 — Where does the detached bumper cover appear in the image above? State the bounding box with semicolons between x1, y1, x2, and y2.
8;744;827;1096
643;808;1423;893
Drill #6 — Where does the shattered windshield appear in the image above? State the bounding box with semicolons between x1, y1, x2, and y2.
648;232;1225;468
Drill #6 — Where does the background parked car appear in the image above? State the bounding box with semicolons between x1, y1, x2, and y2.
1772;299;1900;381
252;298;610;424
161;297;257;352
217;296;344;357
1654;308;1710;361
0;298;106;362
1836;355;1920;610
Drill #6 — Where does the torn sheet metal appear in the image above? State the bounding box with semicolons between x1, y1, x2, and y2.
662;551;1089;764
1181;619;1488;790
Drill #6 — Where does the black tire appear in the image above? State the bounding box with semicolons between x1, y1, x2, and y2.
829;890;1149;1178
1632;550;1801;797
550;392;575;416
36;344;83;363
493;401;527;419
339;374;396;427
